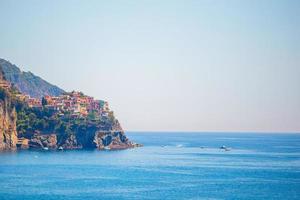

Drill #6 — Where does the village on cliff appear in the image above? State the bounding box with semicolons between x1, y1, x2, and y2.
1;77;111;119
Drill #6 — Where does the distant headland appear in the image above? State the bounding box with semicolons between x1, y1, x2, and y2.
0;58;141;151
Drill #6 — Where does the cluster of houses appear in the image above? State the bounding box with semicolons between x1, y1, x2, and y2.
16;91;110;118
0;73;110;119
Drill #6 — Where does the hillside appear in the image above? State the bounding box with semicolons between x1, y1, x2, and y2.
0;58;65;98
0;58;140;151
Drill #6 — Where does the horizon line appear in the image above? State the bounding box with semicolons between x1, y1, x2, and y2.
124;130;300;134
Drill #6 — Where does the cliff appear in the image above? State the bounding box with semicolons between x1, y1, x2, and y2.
0;58;140;151
12;94;138;150
17;108;136;150
20;117;136;150
0;72;18;150
60;120;134;150
0;58;65;98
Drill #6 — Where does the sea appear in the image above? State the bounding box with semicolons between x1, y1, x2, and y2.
0;132;299;200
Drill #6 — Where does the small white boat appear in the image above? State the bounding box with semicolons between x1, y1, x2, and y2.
104;146;111;150
220;146;231;151
43;147;49;150
58;146;64;150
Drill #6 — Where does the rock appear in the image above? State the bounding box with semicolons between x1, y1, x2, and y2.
0;75;18;151
94;131;137;150
29;134;57;149
60;134;82;149
16;137;29;149
92;120;139;150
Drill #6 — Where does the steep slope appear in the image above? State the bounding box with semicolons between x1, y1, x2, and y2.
0;58;140;151
0;70;18;150
0;58;65;98
16;103;137;150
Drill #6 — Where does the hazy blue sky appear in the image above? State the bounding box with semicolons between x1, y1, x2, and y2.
0;0;299;132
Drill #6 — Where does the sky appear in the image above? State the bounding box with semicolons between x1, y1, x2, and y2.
0;0;299;132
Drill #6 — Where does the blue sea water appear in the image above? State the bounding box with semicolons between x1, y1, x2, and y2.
0;132;300;200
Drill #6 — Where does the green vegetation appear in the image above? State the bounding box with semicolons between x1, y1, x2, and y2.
42;97;47;106
16;100;117;141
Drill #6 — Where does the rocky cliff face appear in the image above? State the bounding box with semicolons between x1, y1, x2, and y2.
45;120;135;150
93;120;135;150
24;126;136;150
14;111;137;151
0;77;18;151
16;103;138;150
28;134;57;149
0;99;18;151
94;131;133;150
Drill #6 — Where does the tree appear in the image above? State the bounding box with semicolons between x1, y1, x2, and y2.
28;113;37;122
55;122;67;133
42;97;47;106
35;119;47;130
